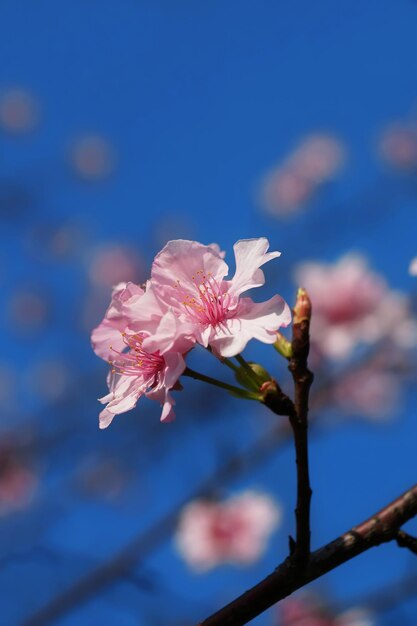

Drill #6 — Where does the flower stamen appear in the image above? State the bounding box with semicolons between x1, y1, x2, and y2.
173;270;234;326
108;332;164;377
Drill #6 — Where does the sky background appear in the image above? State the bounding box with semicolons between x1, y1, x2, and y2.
1;2;417;625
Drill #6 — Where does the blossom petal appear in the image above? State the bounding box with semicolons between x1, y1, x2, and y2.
163;352;187;388
106;282;144;319
92;282;147;360
98;374;149;422
146;385;176;422
146;353;186;422
125;282;166;332
208;243;226;258
142;309;195;355
91;318;126;360
228;238;281;297
210;295;291;357
99;408;116;429
151;240;229;311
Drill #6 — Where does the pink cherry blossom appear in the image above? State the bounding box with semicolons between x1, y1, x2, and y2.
295;254;415;360
175;491;281;571
91;282;192;428
142;238;291;358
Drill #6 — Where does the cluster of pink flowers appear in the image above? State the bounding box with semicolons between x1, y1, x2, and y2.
259;133;345;216
175;491;281;571
91;238;291;428
295;254;416;361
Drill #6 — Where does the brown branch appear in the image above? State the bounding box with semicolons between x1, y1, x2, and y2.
199;483;417;626
287;288;314;563
396;529;417;555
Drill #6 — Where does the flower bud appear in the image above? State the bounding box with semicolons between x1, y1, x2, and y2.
234;362;272;391
293;287;312;324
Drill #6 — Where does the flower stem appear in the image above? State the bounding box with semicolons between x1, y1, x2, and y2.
221;357;240;373
182;367;261;400
274;331;293;359
205;347;240;374
234;354;264;386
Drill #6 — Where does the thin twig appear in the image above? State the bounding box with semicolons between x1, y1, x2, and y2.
199;483;417;625
396;530;417;555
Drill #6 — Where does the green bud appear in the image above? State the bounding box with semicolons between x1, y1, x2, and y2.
234;362;272;392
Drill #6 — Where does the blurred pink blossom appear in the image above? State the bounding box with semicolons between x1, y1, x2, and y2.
379;123;417;170
47;221;87;259
261;168;314;215
9;289;49;332
290;135;345;183
0;363;16;408
25;220;88;262
336;610;374;626
259;134;345;216
331;366;401;420
88;244;144;288
279;594;373;626
295;255;416;360
175;491;281;571
70;134;116;180
0;447;38;516
78;457;128;500
409;256;417;276
0;88;39;133
30;359;72;401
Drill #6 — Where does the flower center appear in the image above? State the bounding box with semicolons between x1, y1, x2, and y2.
108;332;164;377
209;509;246;549
173;270;233;326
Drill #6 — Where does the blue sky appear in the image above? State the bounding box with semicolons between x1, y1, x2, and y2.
1;2;417;625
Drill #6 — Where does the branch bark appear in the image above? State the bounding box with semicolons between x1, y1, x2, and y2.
288;288;314;563
199;483;417;626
